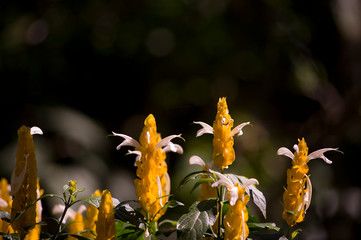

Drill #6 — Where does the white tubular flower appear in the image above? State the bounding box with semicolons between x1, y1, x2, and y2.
209;170;258;206
112;132;184;161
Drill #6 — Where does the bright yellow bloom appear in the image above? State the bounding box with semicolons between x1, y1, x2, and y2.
0;178;14;239
83;189;101;238
112;114;183;222
224;184;250;240
96;190;115;240
68;211;85;240
211;171;258;240
11;126;42;239
194;97;250;170
24;179;43;240
278;138;340;227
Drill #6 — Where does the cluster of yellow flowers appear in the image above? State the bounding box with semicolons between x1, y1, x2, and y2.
0;97;341;240
0;126;117;240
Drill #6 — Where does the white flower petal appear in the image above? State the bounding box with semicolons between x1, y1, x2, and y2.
127;150;142;166
163;143;184;154
293;144;299;153
0;197;8;208
77;204;87;214
210;170;234;190
155;134;183;149
304;176;312;212
242;178;259;189
229;186;239;206
30;126;43;135
112;132;141;150
156;176;163;207
307;148;341;164
230;122;251;137
193;121;213;137
277;147;294;160
189;155;206;167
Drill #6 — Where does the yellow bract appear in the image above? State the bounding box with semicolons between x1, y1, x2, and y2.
282;138;310;227
11;126;39;239
212;97;235;170
224;184;250;240
96;190;115;240
134;114;169;222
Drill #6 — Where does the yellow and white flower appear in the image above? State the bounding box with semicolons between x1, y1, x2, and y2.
277;138;340;227
194;97;250;170
112;114;183;222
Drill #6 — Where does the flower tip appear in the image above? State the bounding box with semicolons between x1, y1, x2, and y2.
189;155;206;167
30;126;43;135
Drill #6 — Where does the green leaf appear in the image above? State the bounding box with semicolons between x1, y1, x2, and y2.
291;229;302;239
247;222;281;232
177;199;218;240
177;171;208;192
0;210;11;222
116;221;144;240
114;201;144;226
0;233;20;240
190;178;214;194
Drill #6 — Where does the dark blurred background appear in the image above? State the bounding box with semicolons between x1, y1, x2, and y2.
1;0;360;239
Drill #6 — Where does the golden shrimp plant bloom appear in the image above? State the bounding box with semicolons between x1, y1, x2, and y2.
96;190;115;240
0;178;14;238
211;171;258;240
112;114;183;222
278;138;340;227
194;97;250;170
11;126;42;239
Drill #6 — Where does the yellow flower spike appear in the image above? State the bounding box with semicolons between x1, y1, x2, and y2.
194;98;250;170
11;126;42;239
278;138;340;227
224;185;250;240
112;114;183;222
68;206;86;240
210;170;258;240
0;178;14;238
212;97;235;170
83;189;101;238
24;179;43;240
95;190;115;240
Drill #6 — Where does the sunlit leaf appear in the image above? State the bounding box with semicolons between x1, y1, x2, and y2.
177;199;217;240
247;222;280;231
114;201;144;226
291;229;302;239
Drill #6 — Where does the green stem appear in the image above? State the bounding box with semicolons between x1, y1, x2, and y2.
217;169;225;239
52;196;72;240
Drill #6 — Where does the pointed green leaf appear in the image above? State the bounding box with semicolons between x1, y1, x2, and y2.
190;178;214;194
116;221;144;240
291;229;302;239
177;171;208;191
